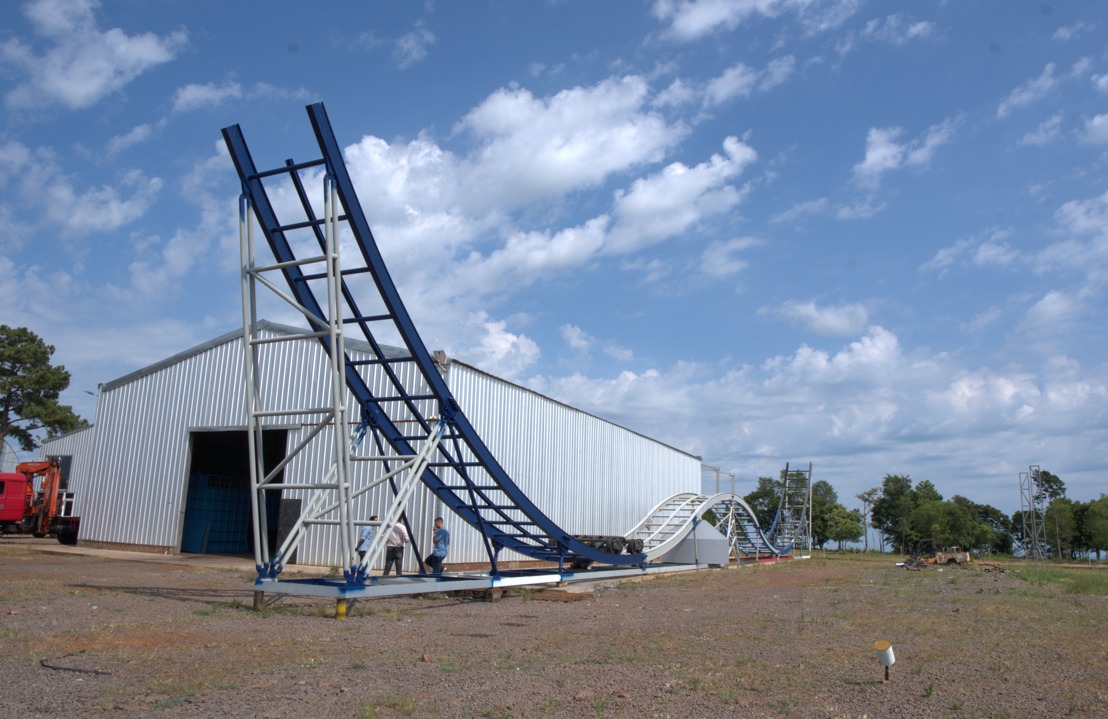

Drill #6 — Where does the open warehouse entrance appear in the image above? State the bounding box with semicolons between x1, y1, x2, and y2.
182;429;287;555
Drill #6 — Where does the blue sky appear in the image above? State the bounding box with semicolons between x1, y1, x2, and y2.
2;0;1106;517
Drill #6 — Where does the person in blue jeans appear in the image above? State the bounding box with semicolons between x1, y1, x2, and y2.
425;517;450;575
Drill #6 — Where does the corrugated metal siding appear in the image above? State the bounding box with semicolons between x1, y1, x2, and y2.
38;425;98;510
441;361;700;566
77;328;323;548
69;324;700;569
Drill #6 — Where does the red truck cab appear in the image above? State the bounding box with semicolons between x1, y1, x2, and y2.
0;472;31;527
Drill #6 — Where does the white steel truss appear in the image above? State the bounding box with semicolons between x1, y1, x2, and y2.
239;175;438;582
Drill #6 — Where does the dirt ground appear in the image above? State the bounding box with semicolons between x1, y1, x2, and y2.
1;540;1105;719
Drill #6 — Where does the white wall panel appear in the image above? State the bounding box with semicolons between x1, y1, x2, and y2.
38;425;97;506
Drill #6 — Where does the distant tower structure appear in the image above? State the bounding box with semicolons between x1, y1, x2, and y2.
774;462;813;558
1019;465;1048;562
701;463;736;495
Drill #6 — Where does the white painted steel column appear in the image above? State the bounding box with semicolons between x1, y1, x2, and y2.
239;194;265;567
324;174;355;572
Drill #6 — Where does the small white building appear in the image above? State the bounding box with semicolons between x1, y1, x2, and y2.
44;321;700;570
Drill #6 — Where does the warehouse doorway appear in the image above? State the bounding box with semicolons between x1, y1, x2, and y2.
182;430;287;555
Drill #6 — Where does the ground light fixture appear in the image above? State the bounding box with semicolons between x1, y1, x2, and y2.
874;639;895;682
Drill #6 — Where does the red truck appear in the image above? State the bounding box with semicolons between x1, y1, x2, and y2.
0;459;79;544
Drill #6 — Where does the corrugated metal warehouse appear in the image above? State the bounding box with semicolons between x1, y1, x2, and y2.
43;321;700;571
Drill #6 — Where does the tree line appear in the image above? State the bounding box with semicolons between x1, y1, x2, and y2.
742;470;1108;558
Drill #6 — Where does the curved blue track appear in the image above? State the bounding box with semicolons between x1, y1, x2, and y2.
224;103;647;572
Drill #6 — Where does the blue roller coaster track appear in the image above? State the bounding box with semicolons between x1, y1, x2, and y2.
222;103;809;593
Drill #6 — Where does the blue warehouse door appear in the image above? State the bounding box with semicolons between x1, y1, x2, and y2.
182;430;286;554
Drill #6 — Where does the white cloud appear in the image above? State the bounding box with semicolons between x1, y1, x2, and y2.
835;198;885;220
654;78;696;107
1054;190;1108;238
1069;57;1092;79
463;217;611;289
1037;190;1108;287
652;0;782;41
1018;113;1063;146
700;237;757;277
603;343;635;362
114;146;232;301
921;228;1017;274
1082;114;1108;145
1094;74;1108;94
608;135;756;253
394;23;436;69
771;198;828;223
652;0;860;41
561;324;592;351
0;139;162;237
1053;21;1094;41
852;119;956;188
973;240;1019;267
759;328;905;402
962;306;1004;333
932;369;1040;418
705;63;759;105
46;168;162;235
106;121;162;155
921;237;973;272
704;56;794;106
320;76;741;367
838;13;936;54
769;300;869;336
997;63;1057;118
760;55;796;90
172;81;243;113
558;324;633;363
864;14;935;43
0;0;186;110
463;313;540;380
457;76;687;211
1021;290;1083;335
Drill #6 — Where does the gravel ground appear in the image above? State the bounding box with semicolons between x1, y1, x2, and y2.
1;539;1105;718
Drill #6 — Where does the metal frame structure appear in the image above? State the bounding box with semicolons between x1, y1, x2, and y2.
767;462;813;557
223;103;810;600
1019;465;1048;562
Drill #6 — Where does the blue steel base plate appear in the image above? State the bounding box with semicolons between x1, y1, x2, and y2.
254;562;715;599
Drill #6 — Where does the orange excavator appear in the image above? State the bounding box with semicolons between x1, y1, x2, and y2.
0;459;79;544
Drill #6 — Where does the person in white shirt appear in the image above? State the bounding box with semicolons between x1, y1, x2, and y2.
383;522;410;575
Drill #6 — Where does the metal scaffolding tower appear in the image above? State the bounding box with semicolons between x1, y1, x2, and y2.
1019;465;1048;562
768;462;813;557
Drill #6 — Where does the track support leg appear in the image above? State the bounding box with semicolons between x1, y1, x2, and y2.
253;590;264;611
336;598;348;621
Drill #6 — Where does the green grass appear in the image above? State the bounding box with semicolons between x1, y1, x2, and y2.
1012;566;1108;595
361;694;418;718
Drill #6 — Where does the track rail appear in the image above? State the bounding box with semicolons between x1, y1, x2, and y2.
628;492;807;560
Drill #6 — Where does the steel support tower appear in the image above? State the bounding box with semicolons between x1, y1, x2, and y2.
1019;465;1048;562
